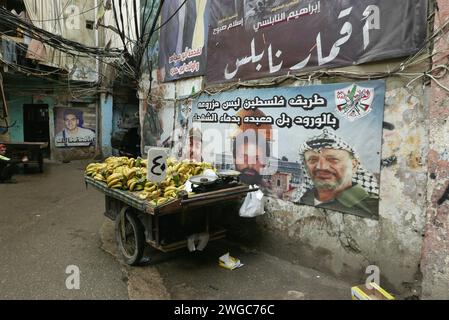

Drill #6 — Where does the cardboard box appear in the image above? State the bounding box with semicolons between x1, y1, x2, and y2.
351;282;395;300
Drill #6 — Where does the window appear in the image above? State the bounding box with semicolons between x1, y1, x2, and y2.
85;20;94;30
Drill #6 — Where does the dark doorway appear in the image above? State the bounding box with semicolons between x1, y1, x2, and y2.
23;104;50;158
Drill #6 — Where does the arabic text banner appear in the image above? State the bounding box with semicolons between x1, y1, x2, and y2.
206;0;427;84
158;0;210;82
190;80;386;219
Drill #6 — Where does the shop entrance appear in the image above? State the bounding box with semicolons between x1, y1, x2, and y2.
23;104;50;158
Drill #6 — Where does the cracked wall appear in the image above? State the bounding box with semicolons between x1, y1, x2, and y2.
420;0;449;300
253;78;429;297
140;72;431;297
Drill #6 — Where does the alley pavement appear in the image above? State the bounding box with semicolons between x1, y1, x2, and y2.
0;161;352;300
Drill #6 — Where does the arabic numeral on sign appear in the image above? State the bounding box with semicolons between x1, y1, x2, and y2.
146;148;169;183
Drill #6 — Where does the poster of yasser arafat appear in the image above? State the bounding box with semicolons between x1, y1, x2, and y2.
188;80;386;220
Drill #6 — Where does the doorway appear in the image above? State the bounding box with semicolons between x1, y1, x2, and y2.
23;104;50;158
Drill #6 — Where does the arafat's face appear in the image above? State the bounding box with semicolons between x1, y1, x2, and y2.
0;145;6;155
304;148;357;190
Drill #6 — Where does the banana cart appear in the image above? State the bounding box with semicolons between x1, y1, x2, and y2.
84;172;256;265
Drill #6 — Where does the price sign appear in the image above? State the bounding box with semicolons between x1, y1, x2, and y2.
146;147;169;183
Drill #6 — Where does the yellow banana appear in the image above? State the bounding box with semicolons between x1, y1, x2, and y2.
167;157;176;166
94;174;105;181
138;192;148;200
127;168;137;180
145;185;156;193
107;173;122;183
107;180;120;188
151;190;160;197
145;181;153;188
164;186;177;192
173;162;182;172
128;179;138;191
164;191;176;198
157;197;168;205
194;167;203;175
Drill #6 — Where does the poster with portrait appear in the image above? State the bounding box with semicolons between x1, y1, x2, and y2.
187;80;386;219
171;98;194;160
206;0;428;83
54;107;96;148
158;0;210;82
141;100;174;150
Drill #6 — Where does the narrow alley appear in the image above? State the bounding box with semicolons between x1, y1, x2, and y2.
0;161;352;300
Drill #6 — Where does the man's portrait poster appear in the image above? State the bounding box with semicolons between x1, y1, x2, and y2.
54;107;96;148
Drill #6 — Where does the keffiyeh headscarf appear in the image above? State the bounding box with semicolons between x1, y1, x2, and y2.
293;129;379;202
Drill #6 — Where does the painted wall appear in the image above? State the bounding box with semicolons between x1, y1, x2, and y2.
7;95;55;144
3;86;102;161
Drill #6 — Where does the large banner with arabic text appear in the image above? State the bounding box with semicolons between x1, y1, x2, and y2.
188;80;386;219
206;0;427;83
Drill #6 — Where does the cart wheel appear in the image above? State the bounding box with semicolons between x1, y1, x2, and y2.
115;209;145;266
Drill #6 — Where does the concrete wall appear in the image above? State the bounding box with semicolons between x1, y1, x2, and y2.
137;1;445;299
139;69;430;296
421;0;449;299
100;93;113;158
256;78;429;296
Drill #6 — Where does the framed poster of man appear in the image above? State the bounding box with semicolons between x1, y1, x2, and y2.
54;107;96;147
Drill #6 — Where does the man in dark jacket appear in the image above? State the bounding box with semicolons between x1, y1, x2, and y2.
0;144;17;183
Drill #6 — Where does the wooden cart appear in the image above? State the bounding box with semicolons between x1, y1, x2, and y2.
84;176;256;265
1;141;48;173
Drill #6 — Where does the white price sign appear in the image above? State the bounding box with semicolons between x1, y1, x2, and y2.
146;147;169;183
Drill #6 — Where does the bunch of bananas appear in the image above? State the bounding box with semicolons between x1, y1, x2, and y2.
105;166;147;190
85;156;214;206
85;162;108;182
85;157;147;190
138;158;214;206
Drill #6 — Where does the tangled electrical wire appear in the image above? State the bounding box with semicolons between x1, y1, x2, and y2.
0;6;122;59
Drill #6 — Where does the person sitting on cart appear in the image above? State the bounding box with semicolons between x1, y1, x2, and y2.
0;144;18;183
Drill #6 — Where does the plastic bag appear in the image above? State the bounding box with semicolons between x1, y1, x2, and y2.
239;186;265;218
